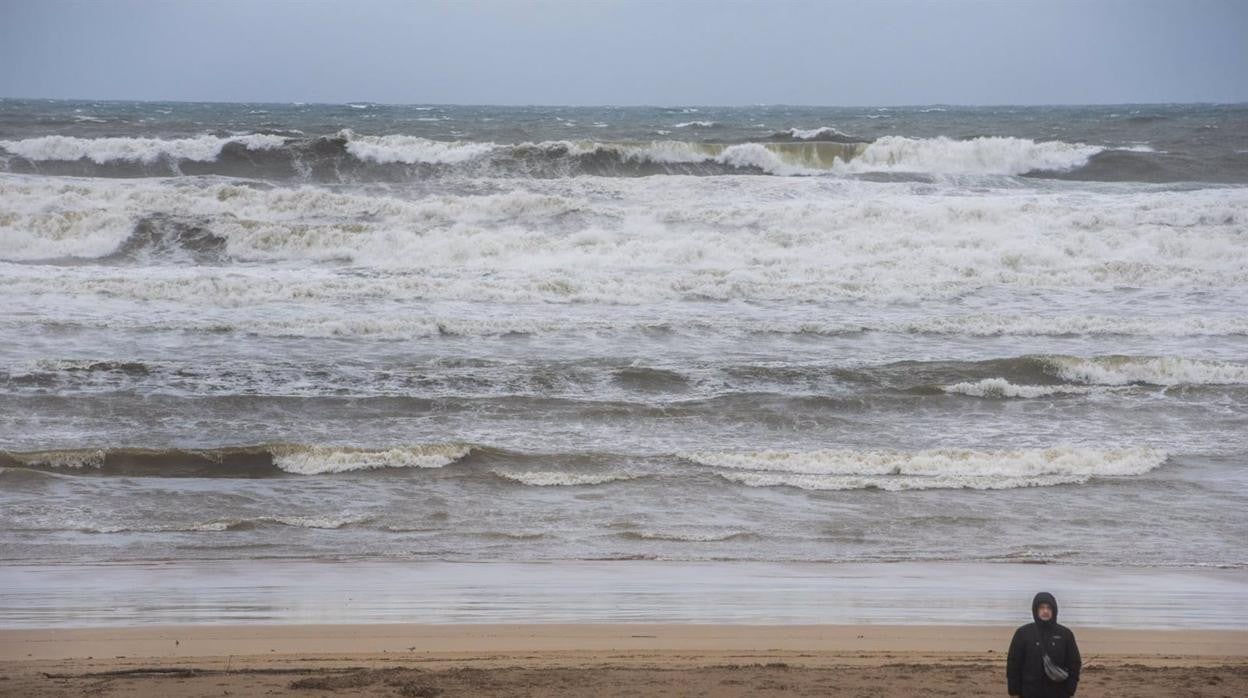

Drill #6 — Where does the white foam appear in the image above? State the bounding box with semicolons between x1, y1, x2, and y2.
270;444;472;475
492;470;642;486
673;121;717;128
683;447;1167;490
0;134;287;164
2;174;1246;304
1041;356;1248;386
835;136;1103;175
941;378;1094;398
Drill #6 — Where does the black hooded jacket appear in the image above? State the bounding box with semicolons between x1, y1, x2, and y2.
1007;592;1082;697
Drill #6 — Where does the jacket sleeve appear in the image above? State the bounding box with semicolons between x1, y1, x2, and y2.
1006;627;1025;696
1064;628;1082;696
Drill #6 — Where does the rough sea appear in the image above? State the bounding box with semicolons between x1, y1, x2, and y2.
1;100;1246;585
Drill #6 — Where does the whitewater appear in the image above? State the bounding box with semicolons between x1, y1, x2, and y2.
1;100;1246;570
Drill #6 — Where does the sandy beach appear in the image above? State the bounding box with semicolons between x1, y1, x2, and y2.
2;623;1246;696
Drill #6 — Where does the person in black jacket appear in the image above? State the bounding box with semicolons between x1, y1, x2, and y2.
1007;591;1081;697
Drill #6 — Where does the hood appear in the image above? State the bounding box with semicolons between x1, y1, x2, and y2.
1032;591;1058;625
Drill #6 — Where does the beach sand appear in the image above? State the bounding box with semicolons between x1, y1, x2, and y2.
3;624;1246;696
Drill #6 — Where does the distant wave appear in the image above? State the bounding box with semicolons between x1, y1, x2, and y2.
672;120;718;128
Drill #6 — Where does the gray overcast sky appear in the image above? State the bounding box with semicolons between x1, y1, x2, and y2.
1;0;1246;106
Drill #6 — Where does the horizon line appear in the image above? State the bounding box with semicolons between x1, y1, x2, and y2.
3;96;1247;110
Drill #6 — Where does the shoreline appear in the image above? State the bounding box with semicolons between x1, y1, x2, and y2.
4;624;1246;697
5;559;1246;629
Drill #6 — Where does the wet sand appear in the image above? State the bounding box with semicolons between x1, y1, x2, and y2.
3;624;1246;697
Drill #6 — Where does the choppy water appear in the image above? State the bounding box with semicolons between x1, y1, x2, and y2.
1;100;1246;569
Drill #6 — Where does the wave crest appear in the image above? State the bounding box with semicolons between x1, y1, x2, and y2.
270;444;473;474
942;378;1094;399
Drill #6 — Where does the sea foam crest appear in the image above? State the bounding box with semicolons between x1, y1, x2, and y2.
941;378;1094;398
1041;356;1248;386
491;470;644;486
3;449;105;469
682;447;1166;490
834;136;1103;175
269;444;473;474
0;134;288;164
785;126;854;140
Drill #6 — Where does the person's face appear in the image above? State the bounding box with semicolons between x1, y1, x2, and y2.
1037;603;1053;621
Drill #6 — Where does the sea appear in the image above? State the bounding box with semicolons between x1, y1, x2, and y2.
1;100;1246;626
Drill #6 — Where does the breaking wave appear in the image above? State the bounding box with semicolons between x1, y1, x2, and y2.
682;447;1168;490
832;136;1103;175
0;134;287;164
0;443;475;477
3;444;1170;490
938;356;1248;398
1039;356;1248;386
0;132;1121;179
